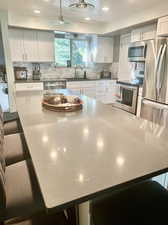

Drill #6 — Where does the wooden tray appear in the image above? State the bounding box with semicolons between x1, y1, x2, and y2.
42;95;83;112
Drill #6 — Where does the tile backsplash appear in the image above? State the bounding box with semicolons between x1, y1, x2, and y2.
13;62;118;80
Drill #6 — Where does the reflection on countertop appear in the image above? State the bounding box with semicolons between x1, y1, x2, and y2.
15;89;168;209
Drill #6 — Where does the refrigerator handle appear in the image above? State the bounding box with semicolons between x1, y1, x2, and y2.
156;44;167;96
154;44;163;77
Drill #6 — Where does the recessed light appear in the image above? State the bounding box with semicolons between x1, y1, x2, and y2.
85;17;91;21
102;7;109;11
34;9;41;14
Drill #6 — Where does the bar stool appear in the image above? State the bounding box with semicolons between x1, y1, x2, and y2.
3;133;28;166
0;105;20;136
0;159;44;222
91;180;168;225
0;112;26;166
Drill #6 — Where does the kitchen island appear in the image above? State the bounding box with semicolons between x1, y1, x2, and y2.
15;89;168;220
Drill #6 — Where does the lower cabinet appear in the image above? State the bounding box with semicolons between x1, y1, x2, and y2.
15;82;43;91
67;80;117;104
15;80;117;104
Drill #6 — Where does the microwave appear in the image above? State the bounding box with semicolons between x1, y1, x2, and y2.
128;42;147;62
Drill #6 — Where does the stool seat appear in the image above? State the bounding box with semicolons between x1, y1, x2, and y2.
91;180;168;225
5;160;44;221
4;133;26;166
4;121;19;136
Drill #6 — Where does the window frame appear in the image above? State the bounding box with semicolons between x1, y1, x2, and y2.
54;37;89;68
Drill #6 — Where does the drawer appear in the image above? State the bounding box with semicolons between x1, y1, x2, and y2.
67;81;96;89
15;83;43;91
96;80;106;87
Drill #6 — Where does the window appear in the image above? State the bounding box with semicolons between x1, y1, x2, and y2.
55;38;70;67
55;38;88;67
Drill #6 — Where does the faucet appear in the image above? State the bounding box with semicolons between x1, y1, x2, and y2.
74;65;84;79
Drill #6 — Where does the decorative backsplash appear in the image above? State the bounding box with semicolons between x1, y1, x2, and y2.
13;62;118;80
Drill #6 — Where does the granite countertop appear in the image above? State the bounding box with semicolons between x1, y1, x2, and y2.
15;78;117;83
15;89;168;210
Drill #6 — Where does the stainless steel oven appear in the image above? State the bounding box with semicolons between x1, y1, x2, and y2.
114;83;139;114
128;42;147;62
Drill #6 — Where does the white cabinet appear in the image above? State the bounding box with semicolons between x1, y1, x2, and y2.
131;24;156;42
23;30;38;62
131;29;142;43
15;82;43;91
37;31;55;62
118;33;132;81
157;16;168;37
9;28;24;62
96;80;116;104
91;36;113;63
67;80;116;104
9;28;54;62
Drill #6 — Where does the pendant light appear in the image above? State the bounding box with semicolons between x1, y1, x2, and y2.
56;0;70;25
69;0;95;9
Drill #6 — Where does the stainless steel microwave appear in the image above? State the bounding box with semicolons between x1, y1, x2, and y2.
128;42;147;62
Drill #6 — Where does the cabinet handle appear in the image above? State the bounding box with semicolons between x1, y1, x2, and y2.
22;54;24;61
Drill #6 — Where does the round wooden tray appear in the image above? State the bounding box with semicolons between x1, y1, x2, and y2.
42;95;83;112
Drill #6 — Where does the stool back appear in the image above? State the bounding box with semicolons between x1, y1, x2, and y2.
0;161;6;219
0;105;3;124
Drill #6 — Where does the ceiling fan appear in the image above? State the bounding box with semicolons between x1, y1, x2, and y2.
55;0;70;25
69;0;95;9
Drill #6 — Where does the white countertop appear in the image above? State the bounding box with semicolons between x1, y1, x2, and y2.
15;90;168;210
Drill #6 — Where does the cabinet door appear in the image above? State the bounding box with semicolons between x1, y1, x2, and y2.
83;87;96;98
118;34;132;80
142;25;156;41
9;28;24;62
95;38;105;63
37;31;55;62
23;30;38;62
157;16;168;36
103;38;113;63
131;29;142;42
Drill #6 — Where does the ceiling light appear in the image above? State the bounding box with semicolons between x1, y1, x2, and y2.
85;17;91;21
69;0;95;9
34;9;41;14
102;7;109;11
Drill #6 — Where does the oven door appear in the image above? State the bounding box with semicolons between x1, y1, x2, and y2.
115;84;138;114
128;42;147;62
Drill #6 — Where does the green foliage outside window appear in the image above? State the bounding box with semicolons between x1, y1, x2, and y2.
55;38;70;67
55;38;88;67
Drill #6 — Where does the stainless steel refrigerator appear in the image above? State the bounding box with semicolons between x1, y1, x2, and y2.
141;38;168;126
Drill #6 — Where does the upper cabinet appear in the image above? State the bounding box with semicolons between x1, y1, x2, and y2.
23;29;38;62
131;24;156;42
91;36;113;63
9;28;24;62
9;28;55;62
37;31;55;62
118;33;132;81
157;16;168;37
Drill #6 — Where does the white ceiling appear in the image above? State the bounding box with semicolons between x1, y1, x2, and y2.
0;0;167;24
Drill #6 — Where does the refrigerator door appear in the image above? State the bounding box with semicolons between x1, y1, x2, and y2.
141;99;168;127
156;40;168;104
143;40;157;101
